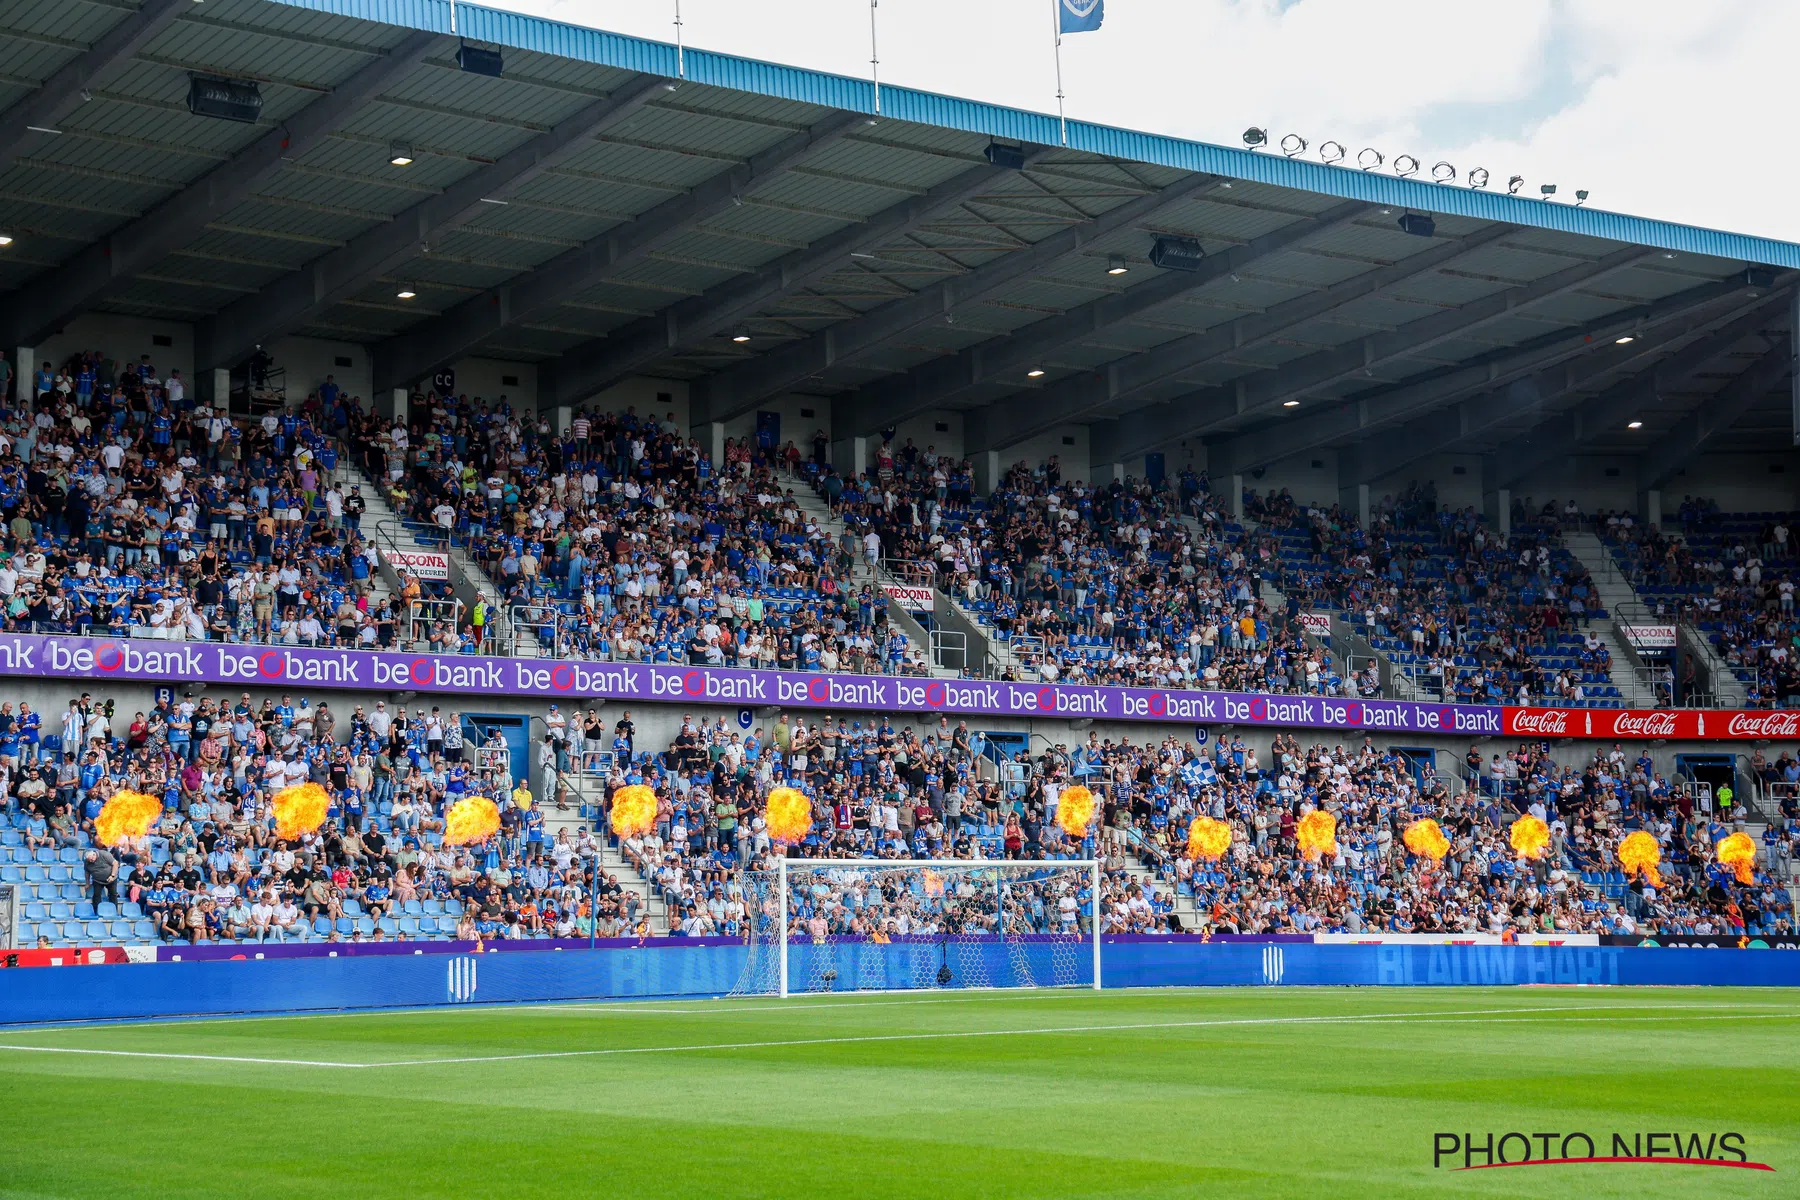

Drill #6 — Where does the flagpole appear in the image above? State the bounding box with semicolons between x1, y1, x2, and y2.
1050;0;1067;146
674;0;685;80
870;0;881;116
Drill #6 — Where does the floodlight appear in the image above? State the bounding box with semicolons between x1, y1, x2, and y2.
1149;235;1205;272
1027;369;1046;378
1394;154;1420;177
1507;175;1525;195
388;141;414;166
1627;421;1643;429
1280;134;1307;158
396;286;417;299
1106;254;1129;275
731;326;752;343
1431;161;1456;183
1575;189;1590;205
1319;140;1346;165
1243;127;1268;149
1357;147;1384;171
1396;213;1436;238
1468;168;1490;188
1539;183;1557;198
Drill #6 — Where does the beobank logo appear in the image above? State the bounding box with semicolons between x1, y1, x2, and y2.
1512;709;1571;735
1726;711;1800;738
1611;710;1680;738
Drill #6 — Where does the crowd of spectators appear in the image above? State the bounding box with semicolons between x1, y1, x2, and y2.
1255;485;1624;706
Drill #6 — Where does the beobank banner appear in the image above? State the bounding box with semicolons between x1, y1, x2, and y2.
1503;705;1800;741
0;631;1506;735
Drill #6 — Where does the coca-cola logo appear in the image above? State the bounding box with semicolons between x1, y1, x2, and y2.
1726;712;1800;739
1512;709;1570;734
1611;711;1679;738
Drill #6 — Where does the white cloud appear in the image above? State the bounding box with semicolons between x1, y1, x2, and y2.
491;0;1799;244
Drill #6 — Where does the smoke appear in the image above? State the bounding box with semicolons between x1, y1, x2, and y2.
272;782;331;841
765;786;813;844
443;796;501;846
1617;830;1663;886
94;790;162;847
1509;814;1551;860
1185;815;1232;860
1716;831;1758;884
1057;785;1096;837
609;784;658;838
1296;810;1338;861
1402;818;1450;862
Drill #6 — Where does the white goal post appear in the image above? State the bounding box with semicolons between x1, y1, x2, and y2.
731;858;1102;998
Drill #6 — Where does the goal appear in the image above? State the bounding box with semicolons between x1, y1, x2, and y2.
730;859;1101;997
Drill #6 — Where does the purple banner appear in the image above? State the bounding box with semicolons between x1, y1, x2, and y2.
0;632;1503;736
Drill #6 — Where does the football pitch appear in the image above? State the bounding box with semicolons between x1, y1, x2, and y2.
0;987;1794;1198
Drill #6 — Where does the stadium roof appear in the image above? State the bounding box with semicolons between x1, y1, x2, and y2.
2;0;1795;482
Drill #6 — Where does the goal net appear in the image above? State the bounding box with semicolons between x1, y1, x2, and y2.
730;859;1100;997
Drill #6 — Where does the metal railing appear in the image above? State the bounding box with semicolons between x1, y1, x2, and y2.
406;598;463;650
508;602;560;658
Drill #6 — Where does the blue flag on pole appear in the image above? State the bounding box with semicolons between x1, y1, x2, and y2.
1059;0;1103;34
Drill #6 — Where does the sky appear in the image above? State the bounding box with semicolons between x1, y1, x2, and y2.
484;0;1799;245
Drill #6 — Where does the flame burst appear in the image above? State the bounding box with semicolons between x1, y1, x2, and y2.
1509;814;1551;861
610;784;658;838
1403;818;1450;862
765;786;813;844
443;795;501;846
1296;810;1338;861
272;782;331;841
1185;816;1232;860
94;790;161;847
1617;830;1663;886
1056;785;1096;837
1716;832;1759;884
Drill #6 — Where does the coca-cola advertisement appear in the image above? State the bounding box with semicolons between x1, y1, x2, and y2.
1503;706;1800;741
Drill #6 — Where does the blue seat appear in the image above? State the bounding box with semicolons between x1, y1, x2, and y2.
354;917;374;936
334;918;354;935
48;901;71;920
133;920;155;939
84;920;109;941
97;901;119;919
423;898;444;914
23;901;45;919
313;918;333;936
110;920;135;940
402;899;423;916
342;899;363;917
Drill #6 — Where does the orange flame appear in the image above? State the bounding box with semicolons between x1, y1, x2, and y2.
1403;818;1450;862
272;782;331;841
1296;810;1338;861
1617;830;1663;886
1185;816;1232;860
443;795;501;846
1716;832;1758;884
94;790;161;847
1509;815;1551;861
765;786;813;844
1057;785;1096;837
610;784;658;838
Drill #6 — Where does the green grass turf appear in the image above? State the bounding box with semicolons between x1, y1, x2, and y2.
0;987;1795;1199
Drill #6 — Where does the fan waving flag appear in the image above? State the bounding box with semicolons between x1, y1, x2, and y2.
1059;0;1104;34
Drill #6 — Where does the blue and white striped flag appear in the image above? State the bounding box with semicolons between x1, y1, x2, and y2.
1059;0;1104;34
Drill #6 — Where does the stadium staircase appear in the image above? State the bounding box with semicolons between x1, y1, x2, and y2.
785;482;964;680
332;459;545;656
543;771;670;934
1562;532;1740;706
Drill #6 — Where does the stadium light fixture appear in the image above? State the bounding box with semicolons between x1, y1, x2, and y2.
1027;368;1046;378
1282;400;1300;408
1539;183;1558;199
1357;147;1384;171
1507;175;1525;195
1394;154;1421;178
1431;161;1456;183
1615;335;1635;345
1468;167;1490;188
1319;140;1346;165
730;326;752;343
458;42;504;77
983;142;1027;170
1242;127;1268;149
1627;421;1644;429
1575;189;1590;205
1106;254;1129;275
0;234;12;247
388;141;414;166
1280;134;1307;158
395;286;417;299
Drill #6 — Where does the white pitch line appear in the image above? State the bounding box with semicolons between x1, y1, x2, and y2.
0;1044;368;1068
1;1002;1786;1071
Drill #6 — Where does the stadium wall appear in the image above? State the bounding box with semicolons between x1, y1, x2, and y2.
3;941;1797;1025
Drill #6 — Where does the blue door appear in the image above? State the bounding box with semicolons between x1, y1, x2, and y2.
461;712;529;789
